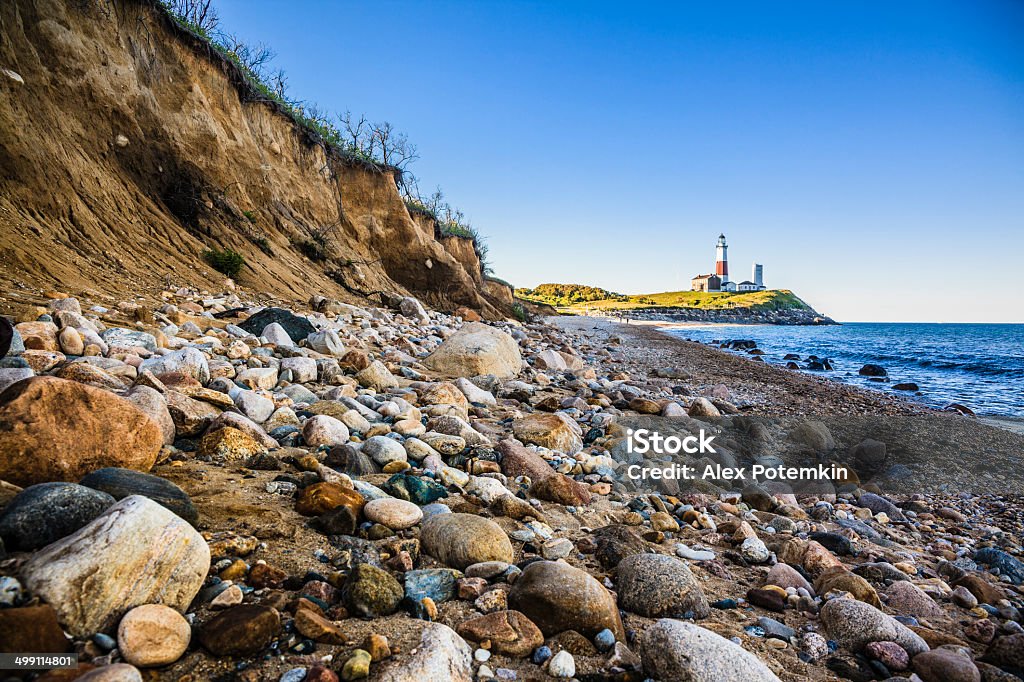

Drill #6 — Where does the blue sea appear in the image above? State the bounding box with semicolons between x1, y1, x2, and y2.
664;323;1024;417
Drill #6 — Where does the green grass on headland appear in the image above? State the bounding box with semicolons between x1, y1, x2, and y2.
516;284;812;313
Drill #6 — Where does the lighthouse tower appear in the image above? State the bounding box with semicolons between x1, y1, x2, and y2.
715;234;729;285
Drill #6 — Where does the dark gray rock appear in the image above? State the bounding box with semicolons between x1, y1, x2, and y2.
974;548;1024;585
0;483;115;550
858;364;887;377
617;553;710;619
79;468;199;526
238;308;315;343
857;492;908;522
0;317;12;359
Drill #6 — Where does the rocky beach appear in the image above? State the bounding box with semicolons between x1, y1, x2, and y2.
0;290;1022;682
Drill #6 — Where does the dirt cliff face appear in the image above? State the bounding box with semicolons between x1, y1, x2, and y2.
0;0;507;317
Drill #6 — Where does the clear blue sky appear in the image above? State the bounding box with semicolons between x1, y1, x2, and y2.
216;1;1024;322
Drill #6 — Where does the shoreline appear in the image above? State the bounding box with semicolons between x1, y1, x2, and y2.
548;314;929;416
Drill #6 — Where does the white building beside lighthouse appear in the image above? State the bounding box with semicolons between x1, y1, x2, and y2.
691;234;767;292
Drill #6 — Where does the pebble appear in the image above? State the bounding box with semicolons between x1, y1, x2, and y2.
547;650;575;678
363;497;423;529
117;604;191;667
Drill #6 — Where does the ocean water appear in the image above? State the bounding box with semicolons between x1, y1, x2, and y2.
664;322;1024;417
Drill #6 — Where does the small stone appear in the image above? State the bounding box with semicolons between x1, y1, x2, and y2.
594;628;616;652
341;563;403;617
341;649;372;681
363;633;391;661
198;604;281;656
952;585;978;609
210;584;243;608
456;610;544;657
865;640;910;671
198;426;266;462
295;608;346;644
296;482;365;517
360;436;407;466
363;498;423;532
303;415;350;447
547;650;575;678
117;604;191;667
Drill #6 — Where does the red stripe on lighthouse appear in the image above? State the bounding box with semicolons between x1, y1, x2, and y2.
716;261;728;276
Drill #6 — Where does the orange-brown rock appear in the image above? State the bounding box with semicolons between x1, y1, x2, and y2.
0;377;162;486
15;321;59;352
814;567;880;607
456;610;544;657
295;482;365;517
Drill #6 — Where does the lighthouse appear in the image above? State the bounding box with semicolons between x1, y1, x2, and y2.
715;234;729;285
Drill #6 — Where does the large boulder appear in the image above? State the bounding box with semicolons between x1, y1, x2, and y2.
507;560;625;639
819;597;929;655
238;307;316;343
640;619;781;681
374;622;472;682
78;468;199;526
425;323;522;379
420;513;514;569
124;385;175;446
19;496;210;637
0;377;163;486
0;482;115;551
139;347;210;385
617;553;710;618
511;413;583;454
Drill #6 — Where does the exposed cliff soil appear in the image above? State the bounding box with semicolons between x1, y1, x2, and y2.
0;0;509;317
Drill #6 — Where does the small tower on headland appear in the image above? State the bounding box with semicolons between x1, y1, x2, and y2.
753;262;764;290
715;234;729;285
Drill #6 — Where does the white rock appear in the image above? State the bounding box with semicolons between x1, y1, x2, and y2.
139;347;210;385
280;356;317;383
375;623;472;682
232;390;275;424
363;435;407;465
548;650;576;678
399;297;430;323
306;329;345;356
466;476;509;505
455;377;497;406
20;496;210;637
236;367;278;390
261;322;293;347
302;415;350;447
364;498;423;530
640;619;781;681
